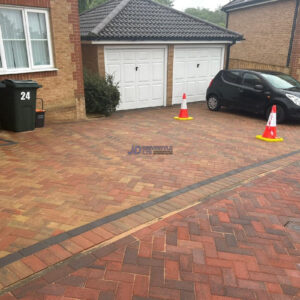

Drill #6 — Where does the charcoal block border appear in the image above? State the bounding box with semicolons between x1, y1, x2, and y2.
0;138;17;147
0;149;299;268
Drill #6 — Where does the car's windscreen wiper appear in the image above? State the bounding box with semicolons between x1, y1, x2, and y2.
284;87;300;91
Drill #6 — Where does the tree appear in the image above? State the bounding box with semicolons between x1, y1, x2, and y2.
78;0;107;13
155;0;174;7
184;7;226;27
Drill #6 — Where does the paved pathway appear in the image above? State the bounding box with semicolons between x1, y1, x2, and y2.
1;161;300;299
1;104;300;294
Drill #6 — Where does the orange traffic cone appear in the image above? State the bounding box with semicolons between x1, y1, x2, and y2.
174;93;193;120
256;105;283;142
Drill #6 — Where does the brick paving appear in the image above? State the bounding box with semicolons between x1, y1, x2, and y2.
1;160;300;299
0;104;299;256
0;104;300;292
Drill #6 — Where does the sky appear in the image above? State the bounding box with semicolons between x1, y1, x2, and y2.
173;0;230;11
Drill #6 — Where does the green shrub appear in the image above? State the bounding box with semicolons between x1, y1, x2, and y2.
84;70;120;116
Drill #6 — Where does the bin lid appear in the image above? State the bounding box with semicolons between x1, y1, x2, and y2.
0;82;5;89
2;79;42;88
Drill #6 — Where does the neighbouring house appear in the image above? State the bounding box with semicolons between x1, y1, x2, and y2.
80;0;243;110
0;0;85;121
222;0;300;81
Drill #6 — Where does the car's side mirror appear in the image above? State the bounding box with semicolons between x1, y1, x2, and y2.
254;84;264;91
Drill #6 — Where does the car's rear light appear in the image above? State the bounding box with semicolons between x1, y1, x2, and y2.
209;79;214;88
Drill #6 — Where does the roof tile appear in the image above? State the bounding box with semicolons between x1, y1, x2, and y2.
80;0;243;41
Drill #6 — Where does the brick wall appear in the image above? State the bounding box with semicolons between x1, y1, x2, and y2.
290;2;300;81
167;45;174;106
228;0;296;68
229;58;291;74
97;46;106;77
82;44;105;77
82;44;99;74
0;0;50;7
0;0;86;122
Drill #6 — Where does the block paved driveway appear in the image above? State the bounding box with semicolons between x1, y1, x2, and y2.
0;103;300;293
2;160;300;299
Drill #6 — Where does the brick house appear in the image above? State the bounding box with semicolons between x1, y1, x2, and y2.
80;0;243;110
0;0;85;121
222;0;300;81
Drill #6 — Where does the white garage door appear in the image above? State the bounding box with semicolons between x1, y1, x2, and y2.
105;48;165;110
173;46;224;104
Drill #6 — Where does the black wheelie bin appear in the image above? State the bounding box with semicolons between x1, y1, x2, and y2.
0;80;41;132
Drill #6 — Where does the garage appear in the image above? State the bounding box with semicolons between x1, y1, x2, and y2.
80;0;243;110
173;46;224;104
105;47;166;110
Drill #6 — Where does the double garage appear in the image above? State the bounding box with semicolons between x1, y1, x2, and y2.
80;0;242;111
104;45;224;110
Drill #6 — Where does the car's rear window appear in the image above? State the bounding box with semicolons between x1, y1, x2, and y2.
222;71;242;84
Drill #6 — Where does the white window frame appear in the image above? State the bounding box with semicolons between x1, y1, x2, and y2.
0;25;6;71
0;5;55;75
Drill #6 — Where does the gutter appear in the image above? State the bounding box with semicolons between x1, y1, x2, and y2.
89;40;236;45
225;7;242;69
224;7;243;71
287;0;300;67
225;41;236;70
225;11;229;28
222;0;280;12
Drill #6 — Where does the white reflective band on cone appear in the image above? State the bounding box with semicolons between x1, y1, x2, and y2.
181;99;187;110
267;113;276;127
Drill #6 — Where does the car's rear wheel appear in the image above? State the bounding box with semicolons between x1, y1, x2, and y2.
266;104;286;124
207;95;221;111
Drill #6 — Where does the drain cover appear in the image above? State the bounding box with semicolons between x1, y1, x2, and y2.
285;221;300;232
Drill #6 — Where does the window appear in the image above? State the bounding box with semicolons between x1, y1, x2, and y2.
222;71;242;84
242;73;263;88
262;73;300;90
0;6;53;74
28;12;50;66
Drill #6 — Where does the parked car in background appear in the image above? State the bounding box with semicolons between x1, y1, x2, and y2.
206;69;300;123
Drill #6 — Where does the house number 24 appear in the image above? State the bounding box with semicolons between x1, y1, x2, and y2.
20;91;31;101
